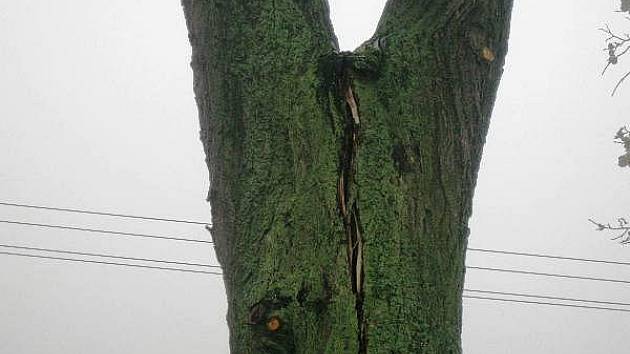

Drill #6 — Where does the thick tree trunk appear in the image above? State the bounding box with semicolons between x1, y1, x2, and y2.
182;1;513;352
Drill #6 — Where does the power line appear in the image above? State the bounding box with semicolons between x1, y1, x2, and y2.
0;220;213;244
468;247;630;267
468;265;630;285
0;201;210;226
4;201;630;268
463;294;630;313
2;219;629;283
0;243;220;269
464;288;630;308
0;250;222;275
2;250;629;314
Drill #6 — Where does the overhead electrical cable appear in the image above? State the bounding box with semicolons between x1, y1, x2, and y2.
0;220;213;244
4;201;630;269
0;201;210;225
468;265;630;285
3;250;630;314
0;250;222;275
463;294;630;313
464;288;630;307
0;243;219;269
468;247;630;267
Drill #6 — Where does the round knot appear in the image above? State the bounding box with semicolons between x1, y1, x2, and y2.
266;316;281;332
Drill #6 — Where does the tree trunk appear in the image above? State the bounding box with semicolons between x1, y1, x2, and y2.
182;1;513;352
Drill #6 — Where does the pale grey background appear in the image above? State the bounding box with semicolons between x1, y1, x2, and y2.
1;1;629;353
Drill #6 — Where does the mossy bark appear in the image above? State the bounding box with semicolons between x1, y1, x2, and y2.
182;1;513;352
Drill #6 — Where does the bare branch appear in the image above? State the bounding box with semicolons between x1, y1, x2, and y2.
611;70;630;96
599;18;630;94
616;43;630;59
602;61;613;75
590;218;630;244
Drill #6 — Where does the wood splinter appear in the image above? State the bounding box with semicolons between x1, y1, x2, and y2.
344;86;361;125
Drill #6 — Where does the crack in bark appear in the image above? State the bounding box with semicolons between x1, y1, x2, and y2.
336;61;367;353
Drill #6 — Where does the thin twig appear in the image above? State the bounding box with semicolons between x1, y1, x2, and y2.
611;70;630;96
590;218;630;244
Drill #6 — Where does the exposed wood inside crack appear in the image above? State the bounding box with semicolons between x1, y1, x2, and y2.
336;68;367;353
344;86;361;125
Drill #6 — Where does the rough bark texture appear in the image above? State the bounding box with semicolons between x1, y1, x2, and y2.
182;1;513;352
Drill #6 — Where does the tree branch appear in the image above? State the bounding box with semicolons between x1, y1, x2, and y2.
599;21;630;94
589;218;630;244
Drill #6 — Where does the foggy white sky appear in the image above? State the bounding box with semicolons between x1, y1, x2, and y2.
1;1;630;353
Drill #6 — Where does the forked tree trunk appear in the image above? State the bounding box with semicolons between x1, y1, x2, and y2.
182;1;513;352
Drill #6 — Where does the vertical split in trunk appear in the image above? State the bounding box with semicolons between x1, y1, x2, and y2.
336;58;367;352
